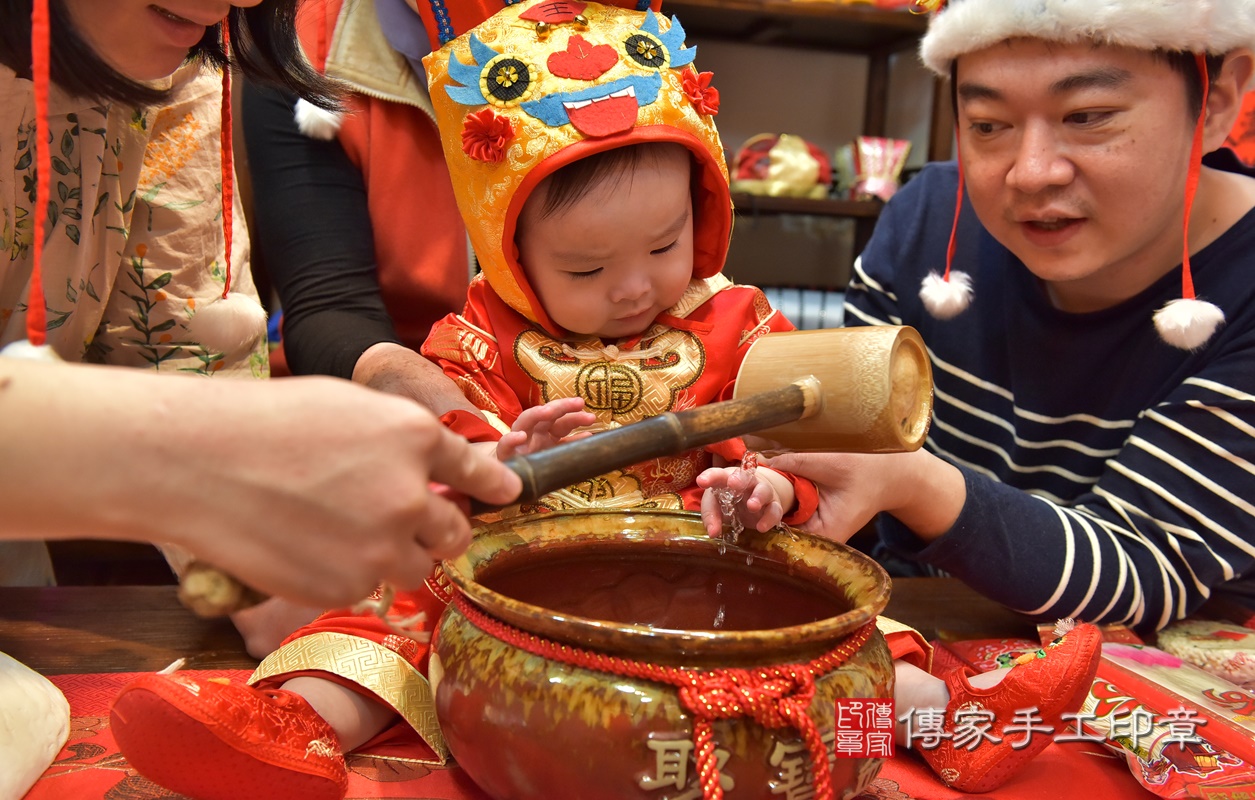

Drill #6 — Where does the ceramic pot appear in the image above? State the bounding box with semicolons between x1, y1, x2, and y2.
431;509;894;800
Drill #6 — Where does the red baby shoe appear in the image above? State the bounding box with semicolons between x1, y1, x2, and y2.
917;620;1102;793
111;673;348;800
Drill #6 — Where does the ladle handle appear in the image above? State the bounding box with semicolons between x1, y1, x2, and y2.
495;377;822;507
176;378;821;617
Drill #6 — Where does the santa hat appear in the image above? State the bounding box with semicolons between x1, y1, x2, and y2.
9;1;264;364
913;0;1255;350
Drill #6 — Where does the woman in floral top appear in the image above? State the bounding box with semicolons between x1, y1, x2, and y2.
0;0;520;608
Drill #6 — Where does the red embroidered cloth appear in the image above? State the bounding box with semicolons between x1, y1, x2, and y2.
27;671;1150;800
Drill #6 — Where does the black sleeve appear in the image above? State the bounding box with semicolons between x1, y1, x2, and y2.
240;79;400;379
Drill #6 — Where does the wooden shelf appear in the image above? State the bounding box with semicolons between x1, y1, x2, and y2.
731;193;883;217
671;0;947;265
666;0;927;53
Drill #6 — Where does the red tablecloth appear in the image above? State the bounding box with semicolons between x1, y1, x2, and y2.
26;671;1150;800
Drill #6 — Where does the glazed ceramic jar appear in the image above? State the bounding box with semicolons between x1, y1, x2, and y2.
431;510;894;800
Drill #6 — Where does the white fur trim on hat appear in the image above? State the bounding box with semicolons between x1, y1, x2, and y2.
921;0;1255;76
919;270;973;319
186;292;268;356
1153;297;1225;350
294;98;344;141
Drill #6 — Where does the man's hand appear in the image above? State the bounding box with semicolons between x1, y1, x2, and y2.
762;449;965;544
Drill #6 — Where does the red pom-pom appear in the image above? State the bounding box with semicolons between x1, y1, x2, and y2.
461;109;514;163
682;70;720;116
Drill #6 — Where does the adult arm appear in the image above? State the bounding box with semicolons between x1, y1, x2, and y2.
240;79;394;378
774;166;1255;632
0;357;521;608
240;81;475;415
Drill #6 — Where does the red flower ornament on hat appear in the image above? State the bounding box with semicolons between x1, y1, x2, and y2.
462;108;515;162
682;69;719;116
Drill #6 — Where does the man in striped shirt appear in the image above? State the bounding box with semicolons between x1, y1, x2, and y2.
770;0;1255;632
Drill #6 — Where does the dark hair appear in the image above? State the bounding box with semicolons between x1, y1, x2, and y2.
531;142;690;220
949;47;1225;122
0;0;339;108
1156;51;1225;119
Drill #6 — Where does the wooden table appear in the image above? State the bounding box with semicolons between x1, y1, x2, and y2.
0;578;1041;675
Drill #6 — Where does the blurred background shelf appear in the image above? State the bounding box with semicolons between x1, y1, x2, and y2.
669;0;951;295
665;0;928;52
732;193;883;218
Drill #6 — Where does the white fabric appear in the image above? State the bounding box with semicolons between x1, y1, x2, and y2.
293;97;344;141
0;652;69;800
1153;296;1226;350
921;0;1255;76
918;269;973;320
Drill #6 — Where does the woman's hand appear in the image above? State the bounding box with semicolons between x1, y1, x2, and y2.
353;342;481;417
0;359;523;609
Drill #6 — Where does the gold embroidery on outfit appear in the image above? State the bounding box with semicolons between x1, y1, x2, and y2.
250;632;449;763
514;327;705;426
490;325;710;515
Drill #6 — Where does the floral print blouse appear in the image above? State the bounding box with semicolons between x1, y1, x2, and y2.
0;62;267;377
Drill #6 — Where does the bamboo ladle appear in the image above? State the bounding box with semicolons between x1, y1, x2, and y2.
178;326;932;617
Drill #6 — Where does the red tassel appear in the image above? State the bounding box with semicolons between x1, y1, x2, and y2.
27;0;51;346
219;19;234;299
1180;54;1210;303
943;125;963;284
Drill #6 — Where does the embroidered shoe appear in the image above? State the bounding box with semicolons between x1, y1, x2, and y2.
111;673;348;800
918;620;1103;793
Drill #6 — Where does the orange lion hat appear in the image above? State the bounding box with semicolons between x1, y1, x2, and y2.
420;0;731;333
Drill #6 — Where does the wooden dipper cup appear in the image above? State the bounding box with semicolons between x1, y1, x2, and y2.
733;326;932;452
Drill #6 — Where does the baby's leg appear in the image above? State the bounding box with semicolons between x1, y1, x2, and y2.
283;675;399;751
892;660;1018;745
231;597;323;659
891;661;948;745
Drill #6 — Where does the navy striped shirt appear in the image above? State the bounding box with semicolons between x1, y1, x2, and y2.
847;159;1255;632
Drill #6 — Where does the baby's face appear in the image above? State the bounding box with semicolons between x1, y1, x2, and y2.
518;147;695;339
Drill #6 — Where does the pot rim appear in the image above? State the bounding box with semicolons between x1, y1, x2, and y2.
442;509;891;660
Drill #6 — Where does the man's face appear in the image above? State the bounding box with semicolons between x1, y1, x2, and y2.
956;39;1197;312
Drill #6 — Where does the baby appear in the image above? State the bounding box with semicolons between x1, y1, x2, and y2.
110;3;1102;799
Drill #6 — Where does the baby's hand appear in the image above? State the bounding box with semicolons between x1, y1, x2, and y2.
696;466;785;538
497;397;597;460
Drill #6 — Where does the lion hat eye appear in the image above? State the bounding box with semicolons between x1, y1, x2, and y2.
483;55;532;103
445;35;539;108
624;31;666;68
621;11;695;72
